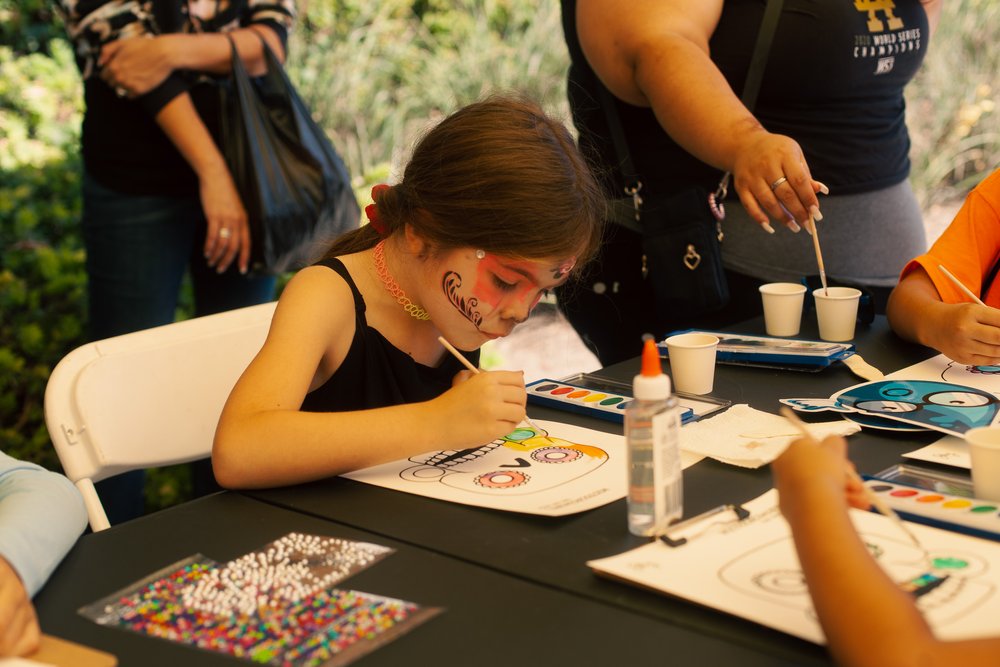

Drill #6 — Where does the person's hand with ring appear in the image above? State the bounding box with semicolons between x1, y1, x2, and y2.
200;163;251;274
731;130;827;234
98;35;175;99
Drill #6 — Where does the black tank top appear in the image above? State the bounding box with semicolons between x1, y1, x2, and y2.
300;258;479;413
562;0;930;198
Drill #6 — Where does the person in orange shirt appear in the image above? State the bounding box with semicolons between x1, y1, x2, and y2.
887;169;1000;365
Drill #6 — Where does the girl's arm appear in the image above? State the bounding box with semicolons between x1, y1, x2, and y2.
774;438;1000;667
576;0;822;231
212;267;529;489
887;268;1000;365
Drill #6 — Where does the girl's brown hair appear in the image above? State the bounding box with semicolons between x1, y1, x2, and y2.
324;94;605;269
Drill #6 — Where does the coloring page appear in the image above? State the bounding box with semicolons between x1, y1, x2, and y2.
886;355;1000;394
588;490;1000;644
345;420;700;516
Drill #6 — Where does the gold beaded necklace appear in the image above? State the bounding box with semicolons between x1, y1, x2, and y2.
372;240;431;321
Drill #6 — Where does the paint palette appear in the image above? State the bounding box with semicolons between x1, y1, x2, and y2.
862;478;1000;542
526;377;640;424
525;374;730;425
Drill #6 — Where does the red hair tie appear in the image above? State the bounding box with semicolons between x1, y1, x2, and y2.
365;184;391;236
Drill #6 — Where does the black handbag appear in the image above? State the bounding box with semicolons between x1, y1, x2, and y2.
598;0;783;318
218;35;360;274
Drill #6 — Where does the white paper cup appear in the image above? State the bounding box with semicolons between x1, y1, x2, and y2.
813;287;862;342
759;283;807;336
665;333;719;395
967;427;1000;501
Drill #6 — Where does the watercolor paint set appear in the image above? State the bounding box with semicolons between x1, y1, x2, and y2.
526;374;729;425
863;465;1000;542
660;330;855;372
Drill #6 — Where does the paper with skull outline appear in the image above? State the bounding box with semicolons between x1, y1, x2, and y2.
781;377;1000;438
588;490;1000;645
883;354;1000;394
344;420;700;516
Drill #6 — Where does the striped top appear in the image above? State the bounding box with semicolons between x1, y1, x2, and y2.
57;0;297;195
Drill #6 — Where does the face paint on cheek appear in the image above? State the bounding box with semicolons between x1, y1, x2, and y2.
473;257;506;309
475;256;545;320
442;271;483;328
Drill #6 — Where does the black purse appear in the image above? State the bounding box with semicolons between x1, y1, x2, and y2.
218;35;360;274
598;0;783;318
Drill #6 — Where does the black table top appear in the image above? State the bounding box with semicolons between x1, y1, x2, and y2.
242;315;946;666
35;493;808;667
36;315;946;666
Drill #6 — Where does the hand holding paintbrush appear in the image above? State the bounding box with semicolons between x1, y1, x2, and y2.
778;406;925;553
438;336;549;438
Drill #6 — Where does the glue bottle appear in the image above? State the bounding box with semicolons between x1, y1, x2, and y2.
625;335;683;536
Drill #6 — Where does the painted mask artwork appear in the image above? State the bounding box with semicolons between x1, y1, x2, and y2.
398;425;609;495
781;379;1000;438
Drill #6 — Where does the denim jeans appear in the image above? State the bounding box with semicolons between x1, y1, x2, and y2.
82;172;276;523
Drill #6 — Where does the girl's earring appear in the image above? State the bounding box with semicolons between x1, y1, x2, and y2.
475;249;486;260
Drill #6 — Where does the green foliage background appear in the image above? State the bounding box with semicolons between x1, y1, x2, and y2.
1;0;997;511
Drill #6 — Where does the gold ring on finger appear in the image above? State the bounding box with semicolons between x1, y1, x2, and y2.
219;228;232;240
770;176;788;191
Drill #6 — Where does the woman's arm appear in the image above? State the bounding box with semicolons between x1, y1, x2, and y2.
98;25;286;98
154;95;250;274
212;267;529;489
576;0;823;232
774;438;1000;667
923;0;943;38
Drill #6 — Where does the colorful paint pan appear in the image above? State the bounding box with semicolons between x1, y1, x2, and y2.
862;478;1000;543
526;378;694;425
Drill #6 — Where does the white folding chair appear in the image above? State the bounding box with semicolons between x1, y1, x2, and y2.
44;302;277;532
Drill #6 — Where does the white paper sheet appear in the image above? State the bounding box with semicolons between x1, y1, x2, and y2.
345;420;703;516
903;435;971;469
886;354;1000;393
589;490;1000;644
679;404;860;468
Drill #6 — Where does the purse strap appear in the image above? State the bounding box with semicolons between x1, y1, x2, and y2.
600;0;785;233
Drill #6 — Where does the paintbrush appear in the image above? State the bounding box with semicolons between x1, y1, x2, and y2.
778;406;925;552
437;336;548;436
939;264;986;306
807;218;828;296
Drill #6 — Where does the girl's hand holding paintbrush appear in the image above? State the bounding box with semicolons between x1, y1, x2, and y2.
437;336;538;445
432;368;529;447
772;433;870;522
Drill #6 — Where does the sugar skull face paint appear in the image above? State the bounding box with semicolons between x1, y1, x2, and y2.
439;251;574;334
442;270;482;328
